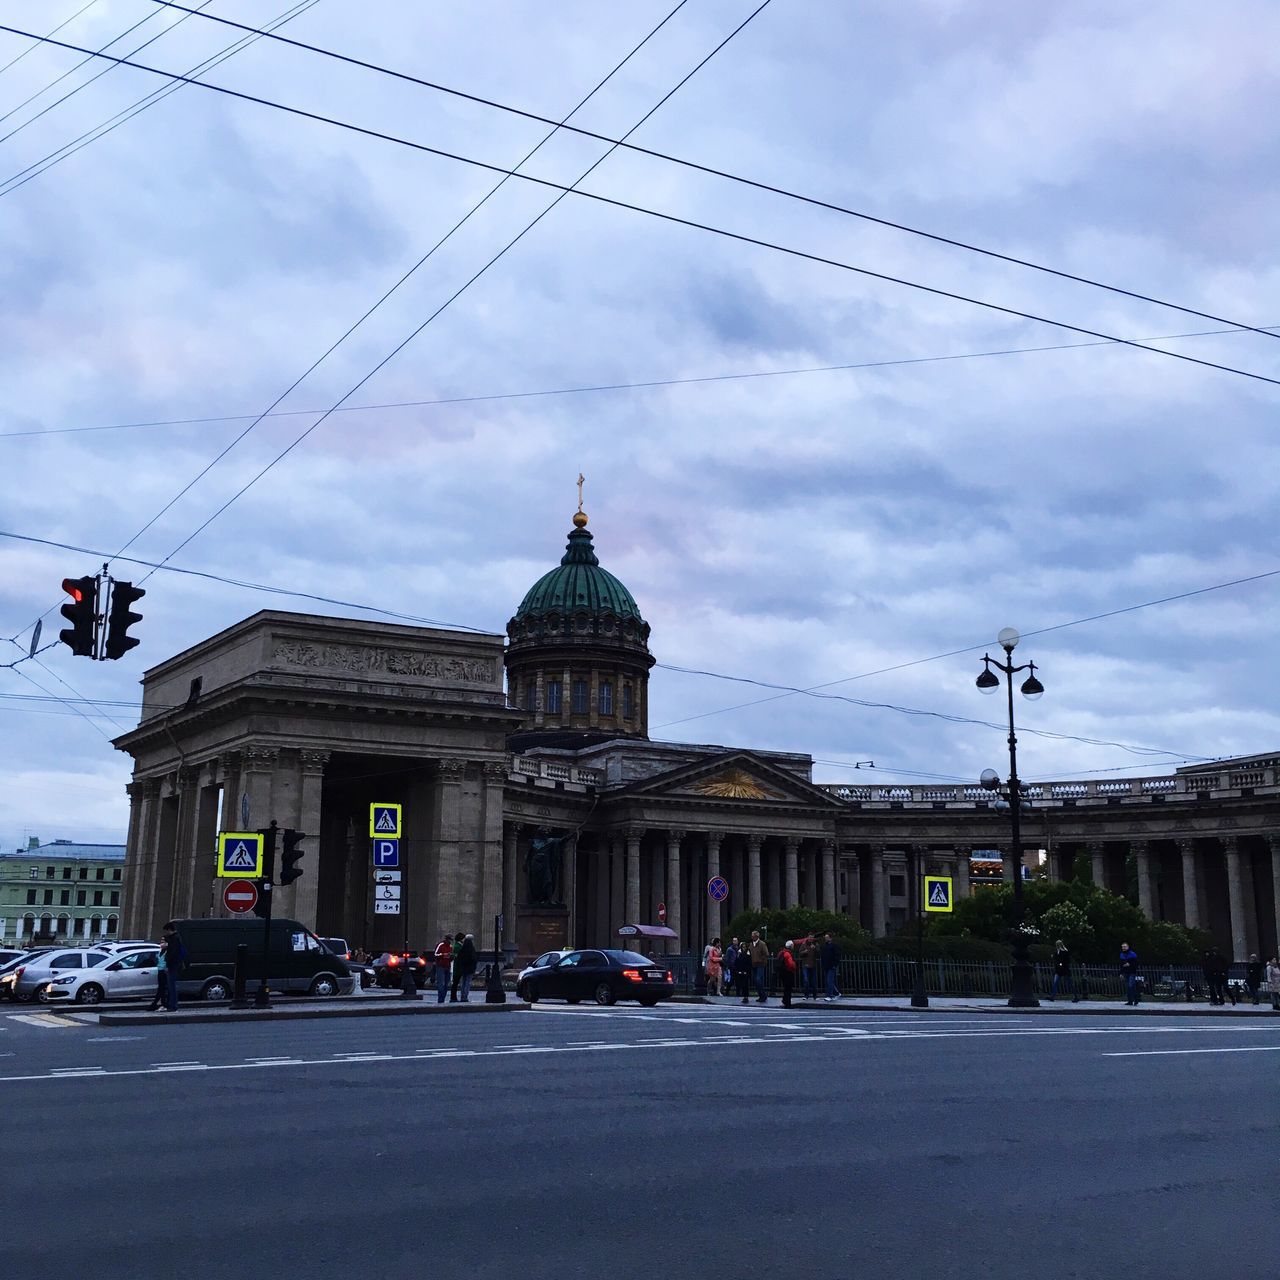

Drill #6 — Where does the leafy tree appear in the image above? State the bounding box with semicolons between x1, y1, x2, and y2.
1039;901;1093;954
723;908;869;951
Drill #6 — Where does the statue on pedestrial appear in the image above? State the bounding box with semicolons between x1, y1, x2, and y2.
525;829;567;905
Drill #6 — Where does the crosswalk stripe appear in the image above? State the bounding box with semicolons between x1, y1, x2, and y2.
11;1013;80;1028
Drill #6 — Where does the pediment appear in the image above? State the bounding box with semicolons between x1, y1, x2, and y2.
617;751;842;808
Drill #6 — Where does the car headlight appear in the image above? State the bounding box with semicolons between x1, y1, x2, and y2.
50;974;76;984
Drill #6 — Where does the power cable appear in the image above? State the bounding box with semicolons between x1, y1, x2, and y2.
0;0;101;80
3;321;1273;442
128;0;774;590
0;1;320;201
145;0;1280;346
3;22;1279;393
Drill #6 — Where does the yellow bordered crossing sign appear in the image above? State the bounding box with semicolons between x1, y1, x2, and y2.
370;803;401;839
217;831;264;878
923;875;953;912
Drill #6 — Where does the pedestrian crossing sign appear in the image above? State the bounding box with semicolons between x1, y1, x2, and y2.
924;875;953;913
369;803;401;839
217;832;264;878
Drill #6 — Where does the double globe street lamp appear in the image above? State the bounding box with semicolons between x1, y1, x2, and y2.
976;627;1044;1009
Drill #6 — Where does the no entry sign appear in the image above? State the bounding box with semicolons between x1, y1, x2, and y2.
223;879;259;915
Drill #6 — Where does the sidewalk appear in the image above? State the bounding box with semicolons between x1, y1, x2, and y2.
692;994;1280;1018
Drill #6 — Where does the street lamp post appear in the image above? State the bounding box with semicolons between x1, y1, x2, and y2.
976;627;1044;1009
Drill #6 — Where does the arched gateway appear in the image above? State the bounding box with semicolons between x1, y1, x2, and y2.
116;509;1280;962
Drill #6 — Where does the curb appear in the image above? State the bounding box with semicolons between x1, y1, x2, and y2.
752;999;1280;1019
97;1000;530;1027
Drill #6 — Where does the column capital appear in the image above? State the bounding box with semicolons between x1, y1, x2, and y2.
746;833;764;854
436;758;466;782
299;749;330;774
1085;838;1107;855
176;764;200;789
1175;835;1197;853
482;760;510;784
701;830;724;852
821;838;837;856
1220;833;1239;855
784;835;801;854
623;825;645;846
125;780;143;799
242;745;279;771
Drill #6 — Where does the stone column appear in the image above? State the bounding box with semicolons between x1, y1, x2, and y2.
705;832;723;941
1269;835;1280;962
1133;840;1156;921
784;837;800;907
479;762;508;945
429;758;465;943
1088;840;1106;890
822;840;837;913
135;777;164;937
871;847;888;937
169;765;201;921
562;831;579;947
502;823;520;952
287;750;329;927
121;781;145;937
954;848;971;900
1223;836;1250;961
241;746;278;831
189;760;222;919
803;845;818;908
624;827;642;925
843;849;861;922
665;830;685;951
747;834;763;910
1178;838;1201;930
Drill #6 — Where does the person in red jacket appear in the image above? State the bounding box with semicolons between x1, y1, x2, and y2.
432;934;453;1004
776;940;797;1008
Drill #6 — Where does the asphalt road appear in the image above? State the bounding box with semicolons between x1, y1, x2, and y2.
3;1001;1276;1279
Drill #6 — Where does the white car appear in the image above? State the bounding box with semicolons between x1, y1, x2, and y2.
44;947;162;1006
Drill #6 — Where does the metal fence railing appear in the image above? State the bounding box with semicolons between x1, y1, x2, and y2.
665;954;1269;1004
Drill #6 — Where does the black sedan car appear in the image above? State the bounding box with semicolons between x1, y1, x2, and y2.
371;951;428;989
516;949;674;1007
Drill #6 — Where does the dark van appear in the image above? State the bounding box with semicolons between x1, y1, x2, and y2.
172;918;354;1001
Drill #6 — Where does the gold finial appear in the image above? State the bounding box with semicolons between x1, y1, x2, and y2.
573;472;588;527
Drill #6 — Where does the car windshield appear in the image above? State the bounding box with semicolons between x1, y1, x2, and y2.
612;951;659;966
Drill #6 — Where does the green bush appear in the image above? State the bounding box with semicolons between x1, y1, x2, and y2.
723;908;871;951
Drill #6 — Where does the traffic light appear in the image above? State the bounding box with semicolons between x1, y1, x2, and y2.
103;580;145;660
252;881;272;919
59;576;98;657
279;829;306;885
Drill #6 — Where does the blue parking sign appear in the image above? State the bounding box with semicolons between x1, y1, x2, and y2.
373;839;399;868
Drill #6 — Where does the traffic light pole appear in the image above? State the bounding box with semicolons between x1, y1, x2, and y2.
254;821;278;1010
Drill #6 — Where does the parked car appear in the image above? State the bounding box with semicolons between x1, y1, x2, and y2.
171;918;354;1001
0;948;26;969
44;948;162;1006
371;951;427;989
0;949;50;998
320;937;372;989
4;948;113;1003
516;949;674;1006
96;940;154;955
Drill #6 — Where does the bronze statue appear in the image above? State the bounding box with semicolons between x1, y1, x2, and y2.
525;829;566;905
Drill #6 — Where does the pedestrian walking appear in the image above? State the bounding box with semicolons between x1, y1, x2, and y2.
732;940;751;1004
450;931;465;1001
1266;956;1280;1012
433;934;453;1004
723;938;739;997
457;933;478;1002
1244;953;1263;1005
148;940;167;1011
161;921;185;1012
820;932;841;1001
1118;942;1141;1005
1203;946;1230;1005
705;938;723;996
749;930;769;1003
777;941;797;1008
1050;939;1078;1002
798;937;819;1001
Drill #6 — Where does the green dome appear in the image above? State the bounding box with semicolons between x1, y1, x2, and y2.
514;523;642;622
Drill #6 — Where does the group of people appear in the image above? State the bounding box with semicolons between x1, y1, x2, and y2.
430;932;479;1003
146;921;185;1012
1050;938;1280;1007
702;930;843;1007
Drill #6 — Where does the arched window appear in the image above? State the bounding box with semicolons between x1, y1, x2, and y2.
22;914;35;939
524;683;537;712
599;680;614;716
39;914;53;936
57;914;70;936
106;914;119;937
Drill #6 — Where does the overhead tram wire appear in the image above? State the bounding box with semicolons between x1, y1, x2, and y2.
109;0;701;573
0;527;1246;765
0;3;170;132
0;0;320;201
144;0;1280;346
4;321;1276;442
127;0;775;591
0;0;102;80
3;23;1278;394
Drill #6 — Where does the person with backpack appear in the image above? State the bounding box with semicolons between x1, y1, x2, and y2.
820;932;841;1001
1118;942;1141;1006
722;938;739;997
776;941;797;1008
1203;946;1230;1005
433;933;454;1004
1244;954;1264;1005
450;931;466;1001
161;921;186;1012
732;940;751;1004
749;931;770;1003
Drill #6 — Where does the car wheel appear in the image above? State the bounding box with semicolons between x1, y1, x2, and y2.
14;991;32;1003
308;974;339;997
35;983;54;1004
524;984;539;1004
594;982;616;1006
78;983;105;1006
202;977;232;1002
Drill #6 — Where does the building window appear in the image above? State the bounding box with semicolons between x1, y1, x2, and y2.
107;915;119;936
112;868;121;881
623;684;634;719
46;866;55;879
59;890;70;906
524;683;536;712
95;868;105;881
76;890;86;906
546;679;562;714
62;867;71;880
79;868;87;880
42;890;53;906
110;891;119;907
93;891;103;906
889;874;905;897
599;680;613;715
29;867;37;879
572;679;589;714
25;889;36;905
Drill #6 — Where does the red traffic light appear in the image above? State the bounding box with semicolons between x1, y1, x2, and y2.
62;579;84;603
59;575;98;658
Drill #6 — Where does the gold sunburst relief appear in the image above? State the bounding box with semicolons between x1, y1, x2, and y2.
691;769;782;800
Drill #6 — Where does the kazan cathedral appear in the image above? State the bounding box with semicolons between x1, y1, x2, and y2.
117;506;1280;965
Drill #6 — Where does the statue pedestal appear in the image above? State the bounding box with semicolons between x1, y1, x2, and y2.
515;904;569;961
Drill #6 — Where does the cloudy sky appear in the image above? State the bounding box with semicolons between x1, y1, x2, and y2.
1;0;1278;852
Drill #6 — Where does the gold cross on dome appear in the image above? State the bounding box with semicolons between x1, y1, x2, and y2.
576;472;585;513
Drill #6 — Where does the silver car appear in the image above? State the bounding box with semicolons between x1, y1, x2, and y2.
45;947;162;1006
6;948;113;1002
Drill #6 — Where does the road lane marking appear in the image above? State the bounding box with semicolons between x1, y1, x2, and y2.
11;1013;81;1028
87;1036;141;1043
1103;1046;1280;1057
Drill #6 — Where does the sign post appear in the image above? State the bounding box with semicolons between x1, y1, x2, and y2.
371;804;408;965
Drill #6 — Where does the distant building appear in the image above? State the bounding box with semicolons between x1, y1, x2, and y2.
0;837;126;945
